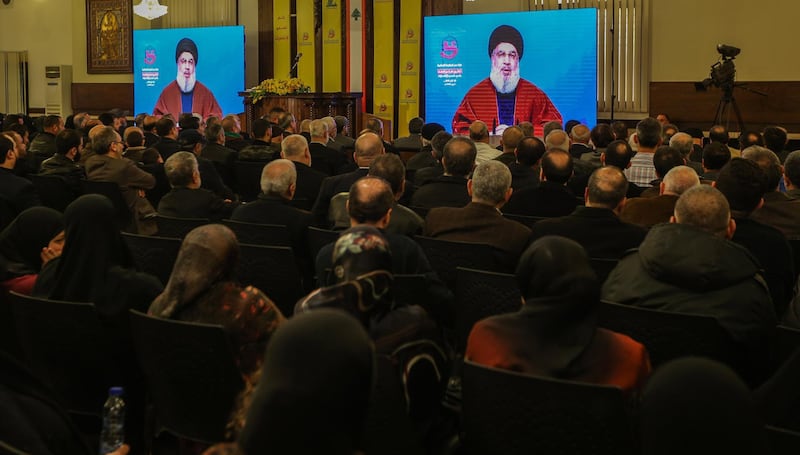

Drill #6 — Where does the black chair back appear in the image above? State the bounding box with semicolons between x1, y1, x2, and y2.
9;292;123;417
597;300;737;368
307;226;340;263
455;267;521;351
766;425;800;455
772;325;800;370
81;180;131;229
414;236;509;290
461;360;636;455
502;213;549;229
233;160;268;202
154;215;209;239
222;219;291;247
29;174;78;212
361;355;426;455
236;244;304;317
129;310;244;443
122;233;181;286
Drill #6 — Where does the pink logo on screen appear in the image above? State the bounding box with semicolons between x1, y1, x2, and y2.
405;89;413;99
405;61;414;71
144;48;156;66
328;28;336;39
379;73;388;83
440;38;458;59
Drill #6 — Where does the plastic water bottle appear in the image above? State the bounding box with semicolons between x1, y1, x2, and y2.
98;386;125;454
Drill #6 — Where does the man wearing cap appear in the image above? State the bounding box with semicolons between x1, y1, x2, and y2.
452;25;562;138
153;37;223;120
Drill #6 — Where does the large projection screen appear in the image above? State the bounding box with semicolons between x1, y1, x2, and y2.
424;9;597;136
133;26;245;119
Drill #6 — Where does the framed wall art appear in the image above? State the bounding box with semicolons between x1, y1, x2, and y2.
86;0;132;73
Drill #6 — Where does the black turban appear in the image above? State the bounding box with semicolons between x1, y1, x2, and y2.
175;37;198;64
488;25;523;60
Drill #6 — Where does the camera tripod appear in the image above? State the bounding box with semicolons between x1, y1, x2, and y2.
713;86;745;132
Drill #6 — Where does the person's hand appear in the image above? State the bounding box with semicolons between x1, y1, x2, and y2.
105;444;130;455
40;246;61;266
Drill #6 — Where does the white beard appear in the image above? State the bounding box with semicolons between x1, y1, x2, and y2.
177;72;196;93
490;67;520;94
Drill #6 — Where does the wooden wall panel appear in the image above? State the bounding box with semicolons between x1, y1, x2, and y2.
650;82;800;133
71;83;133;114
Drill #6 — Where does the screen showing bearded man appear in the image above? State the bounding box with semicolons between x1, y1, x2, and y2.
153;37;223;120
452;25;562;137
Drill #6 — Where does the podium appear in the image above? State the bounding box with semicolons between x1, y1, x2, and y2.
240;92;362;138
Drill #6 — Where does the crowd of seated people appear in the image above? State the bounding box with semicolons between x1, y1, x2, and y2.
4;108;800;454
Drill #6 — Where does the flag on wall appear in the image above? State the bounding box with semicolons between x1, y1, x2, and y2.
372;0;395;130
397;0;421;137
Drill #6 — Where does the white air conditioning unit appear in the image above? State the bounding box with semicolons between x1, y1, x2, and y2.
45;65;72;117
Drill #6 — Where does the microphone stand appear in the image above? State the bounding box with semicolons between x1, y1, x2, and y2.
288;53;302;78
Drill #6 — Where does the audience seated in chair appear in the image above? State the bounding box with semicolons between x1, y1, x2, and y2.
238;118;279;161
410;128;450;184
279;134;326;210
620;165;700;228
38;128;86;194
0;207;63;295
467;236;650;393
33;195;163;322
148;224;284;380
152;117;182;161
84;126;157;235
506;136;546;191
503;149;578;217
410;136;474;209
529;166;647;259
602;185;777;354
308;118;348;176
744;146;800;237
425;160;531;261
158;151;236;221
0;134;41;220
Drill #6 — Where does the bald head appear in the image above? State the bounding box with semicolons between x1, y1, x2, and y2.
443;137;477;177
502;126;524;153
673;185;732;237
545;129;570;152
587;166;628;209
469;121;489;143
661;165;700;196
570;124;591;145
348;176;394;225
354;132;385;166
280;134;310;164
541;149;573;184
260;159;297;199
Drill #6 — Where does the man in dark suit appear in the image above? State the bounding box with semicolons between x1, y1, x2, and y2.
701;142;731;182
393;117;424;151
529;166;646;259
0;134;40;219
179;129;236;201
238;118;279;161
411;136;474;209
410;129;450;184
152;117;182;161
38;128;86;193
200;122;238;189
231;158;314;278
568;124;593;159
157;151;235;220
506;136;545;190
503;149;578;217
312;132;384;227
28;115;63;167
493;126;525;166
329;115;355;153
425;160;531;261
715;158;794;320
744;146;800;237
308;118;348;176
620;165;699;228
280;134;326;210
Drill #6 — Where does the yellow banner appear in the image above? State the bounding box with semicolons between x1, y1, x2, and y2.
372;0;395;129
273;0;291;79
322;0;343;92
296;0;317;89
397;0;422;137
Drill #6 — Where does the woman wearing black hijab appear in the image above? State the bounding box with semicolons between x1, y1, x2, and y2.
32;194;162;319
466;236;650;392
237;310;374;455
0;206;63;294
640;357;766;455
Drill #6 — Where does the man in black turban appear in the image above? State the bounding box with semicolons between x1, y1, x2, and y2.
452;24;562;138
153;37;222;121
